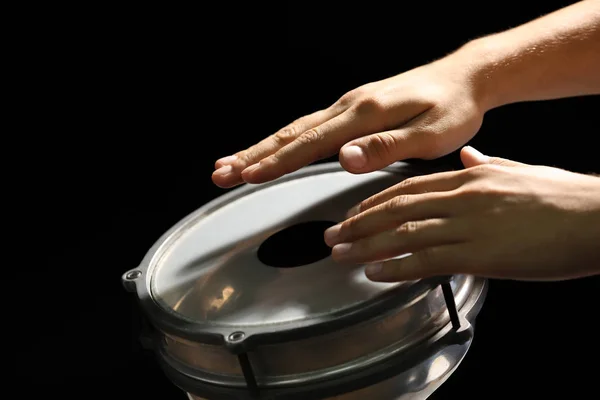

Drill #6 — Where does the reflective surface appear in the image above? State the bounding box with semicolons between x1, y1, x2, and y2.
130;163;488;400
151;167;420;327
185;339;471;400
159;276;480;382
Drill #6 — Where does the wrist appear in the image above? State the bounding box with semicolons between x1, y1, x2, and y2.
451;35;518;112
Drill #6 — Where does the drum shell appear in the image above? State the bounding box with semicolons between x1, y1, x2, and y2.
122;162;488;400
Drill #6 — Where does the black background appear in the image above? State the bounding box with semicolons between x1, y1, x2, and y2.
11;1;599;399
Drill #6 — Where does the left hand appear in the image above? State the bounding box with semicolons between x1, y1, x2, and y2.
323;146;600;282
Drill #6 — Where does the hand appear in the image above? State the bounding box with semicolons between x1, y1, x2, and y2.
323;147;600;282
212;50;487;188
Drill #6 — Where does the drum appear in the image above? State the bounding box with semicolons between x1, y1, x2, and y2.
122;162;487;400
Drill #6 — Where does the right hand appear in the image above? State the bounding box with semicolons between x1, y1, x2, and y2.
212;49;488;188
324;147;600;282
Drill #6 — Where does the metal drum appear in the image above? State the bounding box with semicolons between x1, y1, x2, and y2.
122;162;487;400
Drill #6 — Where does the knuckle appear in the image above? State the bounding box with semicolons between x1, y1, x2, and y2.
274;125;299;145
396;220;419;236
365;131;398;161
465;164;488;176
236;151;256;167
337;87;366;106
358;196;377;212
487;157;506;165
465;164;499;177
353;95;386;115
355;200;369;214
356;190;388;213
385;195;409;213
460;164;505;185
336;92;354;107
456;181;503;202
296;128;323;145
399;176;420;190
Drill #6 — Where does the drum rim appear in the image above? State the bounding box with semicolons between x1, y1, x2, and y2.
122;161;452;349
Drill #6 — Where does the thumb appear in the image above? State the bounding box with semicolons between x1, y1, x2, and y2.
460;146;525;168
339;128;422;174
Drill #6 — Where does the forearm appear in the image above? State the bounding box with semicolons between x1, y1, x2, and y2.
457;1;600;111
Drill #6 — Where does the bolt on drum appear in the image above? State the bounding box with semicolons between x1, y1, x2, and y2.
122;162;487;400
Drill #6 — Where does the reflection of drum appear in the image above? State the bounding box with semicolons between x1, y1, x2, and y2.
122;162;487;400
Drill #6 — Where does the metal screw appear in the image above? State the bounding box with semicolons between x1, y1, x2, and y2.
126;270;142;280
228;331;245;342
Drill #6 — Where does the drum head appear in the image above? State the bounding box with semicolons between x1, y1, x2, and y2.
150;162;423;329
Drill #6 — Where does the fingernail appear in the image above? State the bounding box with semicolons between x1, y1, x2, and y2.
242;163;261;175
324;224;341;245
332;243;352;256
464;146;490;163
214;165;233;176
217;155;238;166
341;146;367;169
346;204;361;218
365;263;382;276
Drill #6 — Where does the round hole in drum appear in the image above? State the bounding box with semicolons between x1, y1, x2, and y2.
257;221;337;268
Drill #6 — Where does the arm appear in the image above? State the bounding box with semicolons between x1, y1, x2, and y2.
212;1;600;188
458;0;600;110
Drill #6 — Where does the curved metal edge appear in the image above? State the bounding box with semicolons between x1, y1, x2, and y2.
160;326;473;400
138;275;454;351
121;161;453;348
158;278;488;399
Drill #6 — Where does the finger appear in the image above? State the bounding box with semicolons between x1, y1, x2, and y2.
460;146;526;168
325;192;463;247
212;107;341;188
338;111;432;174
214;155;239;170
331;218;467;264
345;171;467;218
241;110;367;184
364;243;474;282
215;108;338;169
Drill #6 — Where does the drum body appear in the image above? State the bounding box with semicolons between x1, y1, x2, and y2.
123;162;487;400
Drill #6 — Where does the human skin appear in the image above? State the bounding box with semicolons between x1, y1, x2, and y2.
323;146;600;282
211;1;600;281
211;0;600;188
